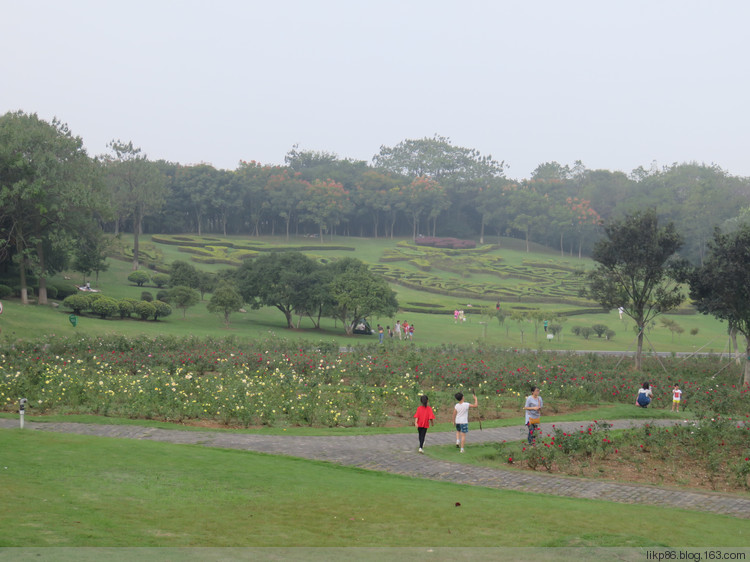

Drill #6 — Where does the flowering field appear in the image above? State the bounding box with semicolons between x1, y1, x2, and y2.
1;335;749;427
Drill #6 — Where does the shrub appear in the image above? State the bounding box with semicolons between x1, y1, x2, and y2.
117;299;135;319
141;291;154;302
52;283;79;299
134;300;156;320
0;284;12;299
571;326;582;336
152;300;172;321
580;327;593;340
91;296;119;319
156;290;170;303
152;273;170;288
62;294;90;315
127;270;151;287
605;329;616;340
591;324;609;338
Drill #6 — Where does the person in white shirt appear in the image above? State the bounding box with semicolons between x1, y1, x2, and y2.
452;392;478;453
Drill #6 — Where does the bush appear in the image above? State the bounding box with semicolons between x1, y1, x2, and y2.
591;324;609;338
156;290;170;303
0;284;12;299
127;270;151;287
134;300;156;320
605;329;616;340
52;283;79;299
152;273;170;288
62;294;90;315
580;327;593;340
571;326;582;336
152;300;172;321
117;299;135;319
91;296;119;319
141;291;154;302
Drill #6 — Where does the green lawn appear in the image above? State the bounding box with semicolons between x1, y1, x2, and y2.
1;428;746;547
0;234;732;353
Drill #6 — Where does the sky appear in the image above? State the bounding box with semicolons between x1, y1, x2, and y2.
3;0;750;180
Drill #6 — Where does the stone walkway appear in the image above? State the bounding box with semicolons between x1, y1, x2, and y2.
2;417;749;519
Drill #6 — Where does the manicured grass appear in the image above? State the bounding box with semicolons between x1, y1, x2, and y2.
1;429;746;547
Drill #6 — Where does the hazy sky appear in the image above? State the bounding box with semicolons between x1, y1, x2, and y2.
3;0;749;179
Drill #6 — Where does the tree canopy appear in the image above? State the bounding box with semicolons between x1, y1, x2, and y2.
584;209;686;369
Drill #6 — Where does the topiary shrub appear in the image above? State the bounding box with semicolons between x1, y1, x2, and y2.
52;283;79;299
156;290;170;303
127;270;151;287
152;300;172;321
62;294;90;315
91;296;119;319
117;299;135;319
141;291;154;302
591;324;609;338
134;300;156;320
152;273;170;288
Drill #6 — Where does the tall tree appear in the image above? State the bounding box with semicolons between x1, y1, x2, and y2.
103;141;167;270
688;225;750;385
584;209;686;369
298;179;352;240
326;258;398;335
235;252;320;328
0;111;104;303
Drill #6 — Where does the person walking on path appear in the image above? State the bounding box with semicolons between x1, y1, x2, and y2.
413;395;435;453
395;321;402;340
377;324;384;344
671;383;682;412
524;386;543;445
452;391;478;453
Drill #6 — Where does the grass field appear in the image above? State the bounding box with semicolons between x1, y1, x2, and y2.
1;429;747;548
0;234;734;355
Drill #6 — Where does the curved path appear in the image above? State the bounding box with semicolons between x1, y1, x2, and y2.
2;418;748;519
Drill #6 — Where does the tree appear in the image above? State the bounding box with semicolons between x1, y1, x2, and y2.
584;209;686;370
298;179;352;240
72;226;111;285
127;270;150;287
689;224;750;385
235;252;319;328
326;258;398;335
103;140;167;270
169;285;200;318
207;281;243;326
0;111;105;304
169;260;199;288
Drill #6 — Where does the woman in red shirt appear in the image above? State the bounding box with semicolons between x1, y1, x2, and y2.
414;395;435;453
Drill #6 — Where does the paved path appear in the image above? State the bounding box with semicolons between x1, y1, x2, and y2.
2;418;749;519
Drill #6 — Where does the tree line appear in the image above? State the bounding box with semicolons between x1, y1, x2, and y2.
3;110;750;306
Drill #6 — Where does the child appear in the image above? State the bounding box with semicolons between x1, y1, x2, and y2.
452;391;478;453
672;383;682;412
413;395;435;453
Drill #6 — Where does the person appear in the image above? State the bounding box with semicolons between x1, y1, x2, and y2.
454;310;459;323
403;321;409;339
408;323;414;340
496;300;500;312
387;325;394;339
524;386;543;445
618;306;624;320
413;395;435;453
452;391;478;453
636;382;653;408
671;383;682;412
395;321;402;340
543;319;548;332
377;324;384;344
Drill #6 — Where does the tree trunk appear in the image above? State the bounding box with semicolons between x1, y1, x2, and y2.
479;220;485;244
36;241;48;305
745;337;750;386
132;205;142;270
636;325;644;370
18;238;29;305
731;327;741;365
